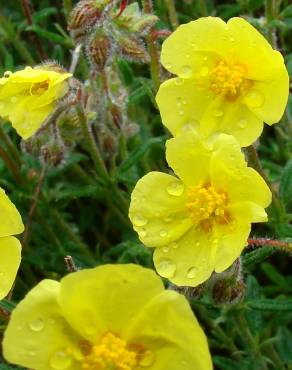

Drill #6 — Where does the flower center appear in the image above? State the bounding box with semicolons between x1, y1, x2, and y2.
80;332;137;370
209;60;247;99
30;80;49;96
186;183;229;231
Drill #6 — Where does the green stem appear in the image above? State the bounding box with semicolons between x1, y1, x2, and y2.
164;0;179;29
0;123;22;167
198;0;208;16
0;146;22;184
143;0;161;92
76;104;109;182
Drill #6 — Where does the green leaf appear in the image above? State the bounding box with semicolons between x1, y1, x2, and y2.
32;7;58;23
0;298;16;312
247;298;292;311
54;184;104;201
261;262;290;290
118;136;165;174
276;327;292;363
25;25;70;46
243;246;275;267
279;159;292;206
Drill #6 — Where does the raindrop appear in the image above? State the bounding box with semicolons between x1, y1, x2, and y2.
133;214;148;227
179;109;185;116
245;90;265;108
140;350;155;367
175;78;183;86
160;229;168;238
157;260;176;278
29;318;45;332
10;96;18;103
238;118;247;129
163;215;173;223
187;267;197;279
166;181;184;196
170;241;179;249
50;351;72;370
138;228;147;238
162;246;169;253
180;65;192;78
213;108;223;117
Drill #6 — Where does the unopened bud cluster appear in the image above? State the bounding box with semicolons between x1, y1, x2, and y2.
69;0;158;70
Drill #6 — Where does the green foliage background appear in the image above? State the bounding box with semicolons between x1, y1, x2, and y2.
1;0;292;369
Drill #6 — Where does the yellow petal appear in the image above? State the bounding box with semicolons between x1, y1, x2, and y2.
153;226;217;287
156;77;212;136
227;17;287;80
214;202;254;272
58;264;164;341
243;75;289;125
3;279;80;370
210;134;272;208
129;172;192;247
0;236;21;300
125;290;212;370
201;97;264;147
0;187;24;236
166;130;212;186
160;17;229;77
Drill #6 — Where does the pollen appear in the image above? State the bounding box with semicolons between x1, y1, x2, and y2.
30;80;50;96
186;183;228;229
81;332;138;370
209;60;246;99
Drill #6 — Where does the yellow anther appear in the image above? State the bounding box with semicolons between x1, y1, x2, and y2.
81;332;137;370
209;60;246;98
186;183;228;229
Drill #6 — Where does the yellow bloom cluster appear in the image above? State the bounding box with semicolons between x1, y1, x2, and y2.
3;264;212;370
0;66;72;139
129;16;287;286
0;187;24;299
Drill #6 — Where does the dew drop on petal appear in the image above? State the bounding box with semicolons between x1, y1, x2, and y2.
133;214;148;227
138;228;147;238
171;241;179;249
160;229;168;238
140;350;155;367
29;318;45;332
213;108;223;117
50;351;72;370
162;246;169;253
245;90;265;108
238;118;247;129
163;215;173;223
187;267;198;279
180;65;192;78
157;260;176;278
175;78;183;86
166;181;184;196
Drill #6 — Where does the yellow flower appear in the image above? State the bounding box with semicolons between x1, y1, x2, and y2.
0;66;72;140
156;17;289;147
0;187;24;299
129;131;271;286
3;264;212;370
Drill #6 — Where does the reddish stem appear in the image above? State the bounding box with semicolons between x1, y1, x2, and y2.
152;29;172;40
248;238;292;249
116;0;128;17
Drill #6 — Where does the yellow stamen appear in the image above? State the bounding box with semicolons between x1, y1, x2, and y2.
209;60;246;99
186;183;228;230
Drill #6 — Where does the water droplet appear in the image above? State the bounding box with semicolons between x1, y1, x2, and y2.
29;318;44;332
175;78;183;86
10;96;18;103
203;56;208;62
140;350;155;367
138;228;147;238
164;62;172;70
213;108;223;117
179;109;185;116
238;118;247;129
170;241;179;249
160;229;168;238
133;214;148;227
187;267;197;279
195;241;200;247
191;41;197;48
50;351;72;369
4;71;12;78
230;37;235;42
25;66;32;70
180;65;192;78
157;260;176;278
163;215;173;223
200;66;209;77
162;246;169;253
245;90;265;108
176;97;183;106
166;181;184;197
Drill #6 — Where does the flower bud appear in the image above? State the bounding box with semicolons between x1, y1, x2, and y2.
212;278;246;305
118;36;149;63
86;30;112;71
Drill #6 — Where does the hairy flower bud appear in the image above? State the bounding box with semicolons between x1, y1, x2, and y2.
87;30;112;71
68;0;110;31
118;36;149;63
212;278;246;305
